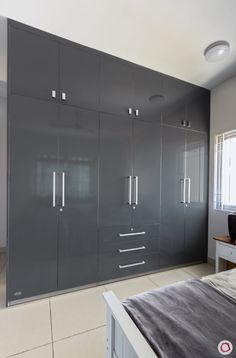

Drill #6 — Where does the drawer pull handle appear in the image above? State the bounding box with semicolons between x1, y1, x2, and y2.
119;261;145;269
119;231;146;237
118;246;146;253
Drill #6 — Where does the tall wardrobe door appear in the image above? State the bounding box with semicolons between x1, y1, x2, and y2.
8;24;59;101
132;120;161;225
133;67;163;123
8;95;58;302
161;126;186;268
59;44;100;110
57;105;99;290
99;113;133;229
185;131;208;262
100;56;134;117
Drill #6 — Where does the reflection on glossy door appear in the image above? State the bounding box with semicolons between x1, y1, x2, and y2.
57;105;99;290
185;131;208;261
132;120;161;226
8;95;59;302
161;126;186;268
99;113;133;228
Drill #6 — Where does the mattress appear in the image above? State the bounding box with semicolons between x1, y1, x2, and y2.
123;272;236;358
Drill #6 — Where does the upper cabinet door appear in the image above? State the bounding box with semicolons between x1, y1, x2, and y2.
59;44;100;110
100;56;134;117
133;67;163;123
132;120;161;226
162;75;192;128
186;88;210;132
8;25;59;101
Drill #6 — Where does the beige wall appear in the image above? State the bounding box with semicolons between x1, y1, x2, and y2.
208;74;236;259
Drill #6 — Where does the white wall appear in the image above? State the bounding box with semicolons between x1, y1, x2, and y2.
1;0;236;89
208;74;236;259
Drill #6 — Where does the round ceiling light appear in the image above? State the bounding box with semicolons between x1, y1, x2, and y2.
204;41;230;62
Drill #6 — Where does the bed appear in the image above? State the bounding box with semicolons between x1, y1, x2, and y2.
103;269;236;358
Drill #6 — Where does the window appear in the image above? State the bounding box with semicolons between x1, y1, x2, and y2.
214;129;236;211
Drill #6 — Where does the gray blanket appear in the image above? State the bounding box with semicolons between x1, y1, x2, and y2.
123;279;236;358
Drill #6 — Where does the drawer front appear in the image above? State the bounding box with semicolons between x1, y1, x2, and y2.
100;237;159;258
218;243;236;262
99;253;159;282
99;224;160;243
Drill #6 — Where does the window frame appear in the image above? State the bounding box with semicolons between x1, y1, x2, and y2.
214;129;236;212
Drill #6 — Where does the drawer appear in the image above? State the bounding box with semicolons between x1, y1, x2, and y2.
218;243;236;262
100;237;159;258
99;224;160;243
99;253;159;282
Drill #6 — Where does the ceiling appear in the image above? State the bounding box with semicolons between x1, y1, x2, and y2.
1;0;236;89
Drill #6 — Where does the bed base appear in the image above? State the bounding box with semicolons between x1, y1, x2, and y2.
103;291;157;358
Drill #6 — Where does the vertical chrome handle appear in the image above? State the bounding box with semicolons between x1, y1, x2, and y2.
133;176;138;205
128;108;132;115
127;176;132;205
61;92;66;101
52;172;56;207
51;90;57;99
186;178;191;203
180;178;186;203
135;109;139;117
62;172;65;207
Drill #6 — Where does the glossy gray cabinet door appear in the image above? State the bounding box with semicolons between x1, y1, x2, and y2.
162;75;191;128
100;56;134;117
59;44;100;110
133;67;163;123
8;95;58;302
186;89;210;132
161;126;186;268
132;120;161;226
99;113;132;228
8;24;59;101
185;131;208;262
57;105;99;290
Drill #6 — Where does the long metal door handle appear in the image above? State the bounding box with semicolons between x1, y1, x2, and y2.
119;231;146;237
186;178;191;203
61;92;66;101
118;246;146;253
52;172;56;207
119;261;145;269
51;90;57;99
133;176;138;205
180;178;186;203
127;176;132;205
62;172;65;207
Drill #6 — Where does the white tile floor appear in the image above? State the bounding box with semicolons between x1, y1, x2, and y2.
0;262;214;358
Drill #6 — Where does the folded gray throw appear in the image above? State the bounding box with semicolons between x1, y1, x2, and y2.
123;279;236;358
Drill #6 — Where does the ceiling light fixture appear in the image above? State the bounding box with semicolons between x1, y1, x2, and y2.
204;41;230;62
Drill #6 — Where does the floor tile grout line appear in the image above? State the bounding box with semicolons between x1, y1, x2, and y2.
146;276;161;287
53;324;107;344
49;299;55;358
6;342;52;358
